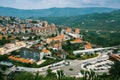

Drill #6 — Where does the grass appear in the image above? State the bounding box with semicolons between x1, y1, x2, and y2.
78;53;98;60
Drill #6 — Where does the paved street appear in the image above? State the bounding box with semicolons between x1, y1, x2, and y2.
8;51;113;77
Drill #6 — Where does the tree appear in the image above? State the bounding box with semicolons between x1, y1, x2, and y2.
109;61;120;77
46;69;57;79
80;70;99;80
0;72;4;80
46;69;52;77
34;71;44;80
57;70;64;80
12;72;34;80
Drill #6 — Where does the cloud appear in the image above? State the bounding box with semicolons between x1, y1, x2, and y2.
0;0;120;9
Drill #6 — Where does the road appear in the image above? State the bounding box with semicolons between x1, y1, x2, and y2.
8;49;114;77
11;52;102;77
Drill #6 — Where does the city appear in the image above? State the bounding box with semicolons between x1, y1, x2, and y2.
0;0;120;80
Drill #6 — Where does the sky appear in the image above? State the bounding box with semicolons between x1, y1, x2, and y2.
0;0;120;9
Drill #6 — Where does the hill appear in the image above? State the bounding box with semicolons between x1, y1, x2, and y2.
38;10;120;31
0;6;116;18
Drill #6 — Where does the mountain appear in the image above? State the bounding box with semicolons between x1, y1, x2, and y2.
0;6;117;18
38;10;120;31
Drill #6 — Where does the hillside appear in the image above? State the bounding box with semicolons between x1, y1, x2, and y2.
0;7;116;17
38;10;120;31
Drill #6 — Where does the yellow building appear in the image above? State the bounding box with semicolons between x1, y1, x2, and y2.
46;34;65;44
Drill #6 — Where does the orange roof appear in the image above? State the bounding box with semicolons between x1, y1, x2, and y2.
70;38;82;43
42;49;50;53
59;34;65;38
85;42;92;49
9;55;33;64
54;43;61;48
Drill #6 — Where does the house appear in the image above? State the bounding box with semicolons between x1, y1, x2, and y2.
41;49;51;56
52;43;62;50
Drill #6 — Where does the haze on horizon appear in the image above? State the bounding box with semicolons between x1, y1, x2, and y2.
0;0;120;9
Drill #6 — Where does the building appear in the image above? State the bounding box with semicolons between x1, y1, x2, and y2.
20;48;43;61
52;43;62;50
110;54;120;61
0;41;26;55
34;44;44;50
41;49;51;56
66;28;72;33
32;23;57;36
20;48;51;61
46;34;65;44
73;48;105;55
75;28;80;34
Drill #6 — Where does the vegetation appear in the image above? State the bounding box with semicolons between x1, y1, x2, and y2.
81;30;120;47
109;61;120;77
0;38;10;45
0;55;9;61
76;53;98;60
0;72;4;80
39;10;120;31
62;40;84;54
39;58;61;67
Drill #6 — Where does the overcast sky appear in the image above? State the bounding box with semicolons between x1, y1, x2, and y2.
0;0;120;9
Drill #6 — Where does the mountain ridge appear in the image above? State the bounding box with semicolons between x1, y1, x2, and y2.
0;6;117;18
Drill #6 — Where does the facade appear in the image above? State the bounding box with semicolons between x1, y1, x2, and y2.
46;34;65;44
0;41;26;55
32;23;57;36
20;48;51;61
20;48;44;61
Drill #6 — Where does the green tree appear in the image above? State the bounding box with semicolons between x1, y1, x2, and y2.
33;72;44;80
45;69;57;80
109;61;120;77
0;72;4;80
57;70;64;80
12;72;34;80
80;70;99;80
